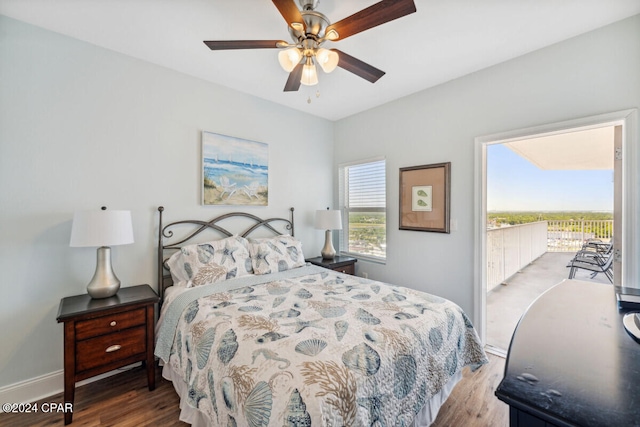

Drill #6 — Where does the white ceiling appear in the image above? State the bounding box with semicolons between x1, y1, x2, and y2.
505;126;614;170
2;0;640;121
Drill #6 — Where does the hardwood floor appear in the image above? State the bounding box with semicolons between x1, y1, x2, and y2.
1;354;507;426
0;365;187;427
430;353;509;427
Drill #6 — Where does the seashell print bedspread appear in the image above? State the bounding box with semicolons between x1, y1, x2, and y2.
155;265;487;426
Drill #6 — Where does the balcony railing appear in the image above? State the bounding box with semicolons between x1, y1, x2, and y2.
487;221;548;292
486;220;613;291
546;220;613;252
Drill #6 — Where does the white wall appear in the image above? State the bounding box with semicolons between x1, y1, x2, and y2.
0;15;334;392
334;15;640;316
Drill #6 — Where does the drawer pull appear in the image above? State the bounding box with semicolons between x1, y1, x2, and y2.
110;321;117;327
105;345;122;353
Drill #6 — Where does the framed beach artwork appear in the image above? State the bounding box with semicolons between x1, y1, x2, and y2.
202;131;269;206
399;162;450;233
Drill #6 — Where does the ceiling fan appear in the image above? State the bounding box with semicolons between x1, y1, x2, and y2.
204;0;417;92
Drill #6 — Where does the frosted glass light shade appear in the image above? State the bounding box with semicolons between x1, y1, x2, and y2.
315;210;342;230
301;62;319;86
278;48;302;72
70;209;134;247
316;48;339;73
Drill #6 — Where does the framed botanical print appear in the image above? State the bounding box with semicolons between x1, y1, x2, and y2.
399;162;450;233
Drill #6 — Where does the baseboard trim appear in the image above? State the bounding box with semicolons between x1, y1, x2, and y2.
0;362;141;409
484;344;507;358
0;370;63;408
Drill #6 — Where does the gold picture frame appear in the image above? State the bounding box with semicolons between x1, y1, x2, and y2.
399;162;451;233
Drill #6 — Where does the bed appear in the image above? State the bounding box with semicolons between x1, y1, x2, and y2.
154;207;487;427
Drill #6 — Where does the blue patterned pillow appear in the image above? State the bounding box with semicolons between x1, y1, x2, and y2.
248;235;305;275
166;236;253;285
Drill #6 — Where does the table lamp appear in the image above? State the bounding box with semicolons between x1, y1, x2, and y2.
70;207;134;298
314;208;342;260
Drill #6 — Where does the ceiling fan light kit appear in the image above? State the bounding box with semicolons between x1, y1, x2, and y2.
301;57;319;86
204;0;417;92
278;48;302;72
278;47;337;87
316;48;339;73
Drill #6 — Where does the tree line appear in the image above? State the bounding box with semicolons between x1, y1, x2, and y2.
488;211;613;226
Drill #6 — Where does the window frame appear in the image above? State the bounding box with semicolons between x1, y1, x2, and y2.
338;157;387;263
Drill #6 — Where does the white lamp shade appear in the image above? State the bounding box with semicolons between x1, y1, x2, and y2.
315;210;342;230
278;48;302;72
70;209;134;247
316;48;339;73
301;62;319;86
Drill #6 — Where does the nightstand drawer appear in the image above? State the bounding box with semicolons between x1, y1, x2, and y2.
76;326;146;372
75;307;146;340
332;264;355;275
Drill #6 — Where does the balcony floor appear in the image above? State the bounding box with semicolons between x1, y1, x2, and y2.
486;251;611;352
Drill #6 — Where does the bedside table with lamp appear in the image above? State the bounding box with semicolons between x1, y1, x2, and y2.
307;208;358;275
58;207;158;424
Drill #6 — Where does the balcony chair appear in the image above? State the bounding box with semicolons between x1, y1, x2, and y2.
567;248;613;283
567;241;612;264
583;239;612;254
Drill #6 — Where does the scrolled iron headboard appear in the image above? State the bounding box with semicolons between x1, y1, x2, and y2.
157;206;295;303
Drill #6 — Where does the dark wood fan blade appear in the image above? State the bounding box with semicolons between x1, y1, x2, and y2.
333;49;385;83
326;0;416;41
203;40;284;50
272;0;305;30
283;62;304;92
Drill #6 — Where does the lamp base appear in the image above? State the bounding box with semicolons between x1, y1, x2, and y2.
320;229;336;260
87;246;121;299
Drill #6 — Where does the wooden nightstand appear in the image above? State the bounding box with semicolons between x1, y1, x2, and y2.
56;284;159;425
306;255;357;275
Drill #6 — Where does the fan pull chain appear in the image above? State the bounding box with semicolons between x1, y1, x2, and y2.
306;90;321;104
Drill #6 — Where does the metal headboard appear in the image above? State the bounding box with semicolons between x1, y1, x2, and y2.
157;206;295;302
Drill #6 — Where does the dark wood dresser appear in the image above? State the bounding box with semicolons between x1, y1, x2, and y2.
495;279;640;426
56;284;159;424
306;255;357;275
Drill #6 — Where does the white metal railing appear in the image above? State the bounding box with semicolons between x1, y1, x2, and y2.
487;220;613;291
546;220;613;252
487;221;548;292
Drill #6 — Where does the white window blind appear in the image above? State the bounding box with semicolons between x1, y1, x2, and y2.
347;160;386;209
339;158;386;260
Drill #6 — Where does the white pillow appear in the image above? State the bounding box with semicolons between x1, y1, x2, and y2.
166;236;253;286
248;235;305;275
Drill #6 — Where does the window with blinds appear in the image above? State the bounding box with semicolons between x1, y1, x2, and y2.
339;158;386;260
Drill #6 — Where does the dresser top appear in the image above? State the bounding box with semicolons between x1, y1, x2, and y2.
57;284;159;322
496;279;640;426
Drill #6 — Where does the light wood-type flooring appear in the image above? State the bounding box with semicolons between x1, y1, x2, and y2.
1;354;507;426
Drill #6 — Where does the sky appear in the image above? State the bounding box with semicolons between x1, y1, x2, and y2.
487;144;614;212
202;131;268;167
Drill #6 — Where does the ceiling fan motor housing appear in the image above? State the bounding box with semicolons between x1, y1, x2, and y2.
298;0;320;11
289;7;331;42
